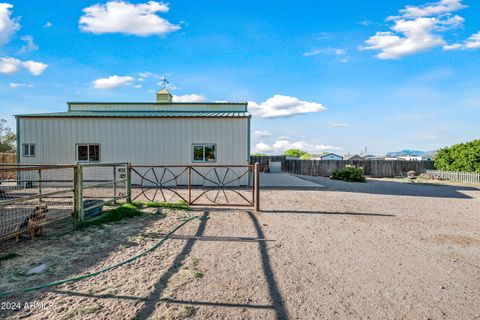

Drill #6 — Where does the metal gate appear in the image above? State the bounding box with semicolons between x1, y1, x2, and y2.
129;164;260;208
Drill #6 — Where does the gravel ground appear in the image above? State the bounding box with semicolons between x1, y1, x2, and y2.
1;177;479;319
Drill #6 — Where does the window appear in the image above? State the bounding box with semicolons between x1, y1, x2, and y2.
192;144;216;162
22;143;36;157
76;144;100;162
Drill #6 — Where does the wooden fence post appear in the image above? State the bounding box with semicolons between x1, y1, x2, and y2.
255;162;260;211
73;164;84;223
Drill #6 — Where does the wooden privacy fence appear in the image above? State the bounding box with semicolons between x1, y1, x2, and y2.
0;153;15;163
426;170;480;184
0;153;16;179
250;156;286;172
283;159;435;178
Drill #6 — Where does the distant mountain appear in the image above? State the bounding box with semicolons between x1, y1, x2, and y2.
386;150;427;157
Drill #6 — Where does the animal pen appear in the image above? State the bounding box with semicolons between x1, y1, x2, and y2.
0;163;260;242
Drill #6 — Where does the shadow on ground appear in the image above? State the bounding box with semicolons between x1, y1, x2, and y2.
132;209;289;319
295;175;479;199
50;209;290;320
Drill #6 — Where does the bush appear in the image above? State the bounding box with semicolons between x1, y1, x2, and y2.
331;165;366;182
284;149;310;158
435;140;480;173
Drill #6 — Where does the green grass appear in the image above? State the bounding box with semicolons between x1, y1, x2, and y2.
75;200;189;230
76;203;143;229
0;253;20;263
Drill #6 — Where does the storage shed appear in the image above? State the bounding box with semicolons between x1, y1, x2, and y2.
15;89;251;184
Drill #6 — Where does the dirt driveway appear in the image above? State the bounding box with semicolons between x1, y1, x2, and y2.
1;178;480;319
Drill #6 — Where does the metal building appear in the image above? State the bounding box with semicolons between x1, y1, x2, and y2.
15;88;251;184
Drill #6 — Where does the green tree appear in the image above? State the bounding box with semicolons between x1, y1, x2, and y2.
251;153;267;156
284;149;310;158
0;119;16;153
434;140;480;173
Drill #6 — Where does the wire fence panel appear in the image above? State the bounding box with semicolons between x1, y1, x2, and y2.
426;170;480;184
1;162;255;242
0;165;75;241
74;163;129;222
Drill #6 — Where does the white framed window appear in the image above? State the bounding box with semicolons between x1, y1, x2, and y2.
22;143;36;157
76;144;100;162
192;144;216;162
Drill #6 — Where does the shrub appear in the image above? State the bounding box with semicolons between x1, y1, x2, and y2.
435;139;480;173
284;149;310;158
331;165;366;182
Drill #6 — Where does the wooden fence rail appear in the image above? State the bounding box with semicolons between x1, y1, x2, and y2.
249;156;435;178
426;170;480;184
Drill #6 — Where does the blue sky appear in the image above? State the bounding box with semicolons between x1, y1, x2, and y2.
0;0;479;155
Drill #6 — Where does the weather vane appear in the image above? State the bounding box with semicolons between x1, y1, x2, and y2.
160;78;169;89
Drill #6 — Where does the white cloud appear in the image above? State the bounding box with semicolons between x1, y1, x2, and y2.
303;47;346;57
254;139;341;154
444;31;480;50
43;21;52;28
0;3;20;47
9;82;33;88
92;75;134;89
0;57;47;75
79;1;180;36
18;35;38;54
138;71;154;79
304;47;350;62
172;94;205;102
389;0;466;20
328;121;349;128
361;0;468;59
465;32;480;49
0;57;20;74
361;15;463;59
359;20;372;27
249;95;326;119
303;49;323;57
253;130;272;139
254;143;273;153
443;43;463;50
21;60;48;76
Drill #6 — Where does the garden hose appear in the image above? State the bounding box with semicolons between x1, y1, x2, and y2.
0;214;208;297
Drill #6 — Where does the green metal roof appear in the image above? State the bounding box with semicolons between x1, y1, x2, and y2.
67;101;247;105
15;111;251;118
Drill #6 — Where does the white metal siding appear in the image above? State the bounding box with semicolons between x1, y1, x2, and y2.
19;117;249;185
